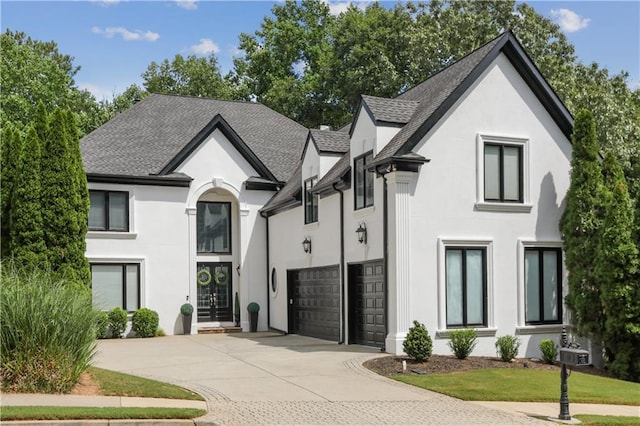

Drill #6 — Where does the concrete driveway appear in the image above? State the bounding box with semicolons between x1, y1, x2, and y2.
95;333;552;425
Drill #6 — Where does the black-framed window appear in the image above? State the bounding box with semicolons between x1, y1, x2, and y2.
197;201;231;253
354;151;374;210
525;248;562;324
445;247;487;327
89;190;129;231
91;263;140;312
304;177;318;223
484;143;523;202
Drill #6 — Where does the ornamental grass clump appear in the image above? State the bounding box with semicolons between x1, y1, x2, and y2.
0;266;98;393
448;329;478;360
496;335;520;362
132;308;159;338
403;320;433;361
539;339;558;364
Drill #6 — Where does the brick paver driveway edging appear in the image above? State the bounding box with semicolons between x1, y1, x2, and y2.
95;333;553;425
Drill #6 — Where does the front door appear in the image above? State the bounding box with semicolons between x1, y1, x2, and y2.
196;262;232;322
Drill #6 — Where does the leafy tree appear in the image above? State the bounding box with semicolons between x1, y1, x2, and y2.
0;29;98;135
560;110;605;338
596;154;639;381
0;125;23;258
142;54;239;100
40;108;89;287
9;125;47;268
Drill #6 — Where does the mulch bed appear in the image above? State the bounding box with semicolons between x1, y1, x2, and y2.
364;354;611;378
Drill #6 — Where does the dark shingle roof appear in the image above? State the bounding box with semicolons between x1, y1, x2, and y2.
260;162;302;214
81;94;308;182
374;34;505;164
313;150;351;194
309;129;350;154
374;31;573;165
361;95;419;125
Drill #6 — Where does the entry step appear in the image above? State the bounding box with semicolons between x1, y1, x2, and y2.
198;326;242;334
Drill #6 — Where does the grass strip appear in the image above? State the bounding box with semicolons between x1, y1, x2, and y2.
0;406;206;421
89;366;204;401
573;415;640;426
393;368;640;405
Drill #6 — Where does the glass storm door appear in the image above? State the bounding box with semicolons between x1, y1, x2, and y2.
196;262;232;322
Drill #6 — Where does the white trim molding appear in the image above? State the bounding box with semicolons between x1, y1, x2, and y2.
437;238;494;332
475;133;530;212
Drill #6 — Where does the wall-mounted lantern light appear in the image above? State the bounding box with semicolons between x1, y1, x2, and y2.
302;236;312;253
356;222;367;244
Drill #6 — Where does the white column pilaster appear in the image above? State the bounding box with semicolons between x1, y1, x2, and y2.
385;171;413;354
186;207;197;334
239;208;251;331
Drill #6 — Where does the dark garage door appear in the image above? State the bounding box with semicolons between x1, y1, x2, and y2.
287;265;340;342
349;260;385;348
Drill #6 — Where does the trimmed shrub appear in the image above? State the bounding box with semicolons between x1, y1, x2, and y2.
96;310;109;339
496;335;520;362
132;308;159;338
108;307;128;338
448;329;478;360
0;266;98;393
539;339;558;364
403;320;433;361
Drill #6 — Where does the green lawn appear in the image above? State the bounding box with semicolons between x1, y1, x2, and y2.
573;415;640;426
1;407;206;421
393;368;640;405
88;366;204;401
1;366;206;421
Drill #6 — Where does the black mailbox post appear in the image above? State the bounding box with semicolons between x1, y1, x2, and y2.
557;327;590;421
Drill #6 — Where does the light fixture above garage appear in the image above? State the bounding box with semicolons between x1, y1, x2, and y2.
302;236;312;253
356;222;367;244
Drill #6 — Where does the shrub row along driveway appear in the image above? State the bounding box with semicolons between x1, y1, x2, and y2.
95;333;552;425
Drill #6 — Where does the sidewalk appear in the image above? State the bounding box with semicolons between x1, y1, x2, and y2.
471;401;639;418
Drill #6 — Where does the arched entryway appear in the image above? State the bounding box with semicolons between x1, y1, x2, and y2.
192;188;239;326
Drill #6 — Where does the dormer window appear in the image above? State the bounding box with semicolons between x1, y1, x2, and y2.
304;177;318;223
354;151;374;210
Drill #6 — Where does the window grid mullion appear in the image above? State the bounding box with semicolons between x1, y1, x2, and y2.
121;264;127;311
461;249;468;327
537;249;545;323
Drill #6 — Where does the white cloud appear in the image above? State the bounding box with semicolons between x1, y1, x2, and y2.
550;8;591;33
78;82;117;101
92;26;160;42
190;38;220;55
323;1;371;17
91;0;120;7
176;0;198;10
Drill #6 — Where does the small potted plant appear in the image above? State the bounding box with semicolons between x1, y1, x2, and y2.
247;302;260;332
180;303;194;335
234;292;240;327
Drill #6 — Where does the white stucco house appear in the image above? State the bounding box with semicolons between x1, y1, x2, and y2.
81;31;574;357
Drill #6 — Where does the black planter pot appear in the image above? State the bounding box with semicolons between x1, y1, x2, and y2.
249;311;258;332
182;313;192;335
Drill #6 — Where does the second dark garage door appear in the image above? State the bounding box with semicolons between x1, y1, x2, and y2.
349;260;386;348
287;265;340;342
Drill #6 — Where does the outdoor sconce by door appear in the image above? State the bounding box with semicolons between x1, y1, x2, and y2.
356;222;367;244
302;236;312;253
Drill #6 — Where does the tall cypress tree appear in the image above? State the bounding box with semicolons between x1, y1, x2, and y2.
596;154;640;381
40;108;86;286
9;125;47;268
560;110;605;338
1;125;23;258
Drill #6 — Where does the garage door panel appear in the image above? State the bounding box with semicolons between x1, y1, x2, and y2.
288;265;340;342
349;260;386;348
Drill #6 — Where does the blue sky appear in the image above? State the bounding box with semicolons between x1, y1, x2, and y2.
2;1;639;100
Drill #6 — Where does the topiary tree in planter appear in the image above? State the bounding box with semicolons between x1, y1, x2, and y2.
403;320;432;361
247;302;260;332
180;303;193;335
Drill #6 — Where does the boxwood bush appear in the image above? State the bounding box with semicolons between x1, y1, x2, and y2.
107;307;128;338
96;310;109;339
0;266;98;393
539;339;558;364
448;329;478;359
496;335;520;362
132;308;159;338
403;320;433;361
